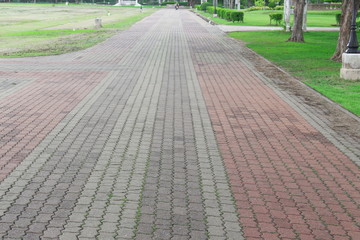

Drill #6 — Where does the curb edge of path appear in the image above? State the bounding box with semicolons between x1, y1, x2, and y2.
239;39;360;125
227;36;360;165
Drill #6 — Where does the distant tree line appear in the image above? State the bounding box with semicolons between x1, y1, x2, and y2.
0;0;119;3
0;0;343;5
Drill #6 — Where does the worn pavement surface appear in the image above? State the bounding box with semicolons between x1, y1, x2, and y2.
0;9;359;240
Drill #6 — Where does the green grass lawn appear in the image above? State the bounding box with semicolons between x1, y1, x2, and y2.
0;4;157;57
196;10;340;27
228;31;360;116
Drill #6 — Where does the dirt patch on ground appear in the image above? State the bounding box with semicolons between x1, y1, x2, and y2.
237;40;360;141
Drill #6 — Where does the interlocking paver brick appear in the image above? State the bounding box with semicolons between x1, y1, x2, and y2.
0;7;358;240
183;10;360;240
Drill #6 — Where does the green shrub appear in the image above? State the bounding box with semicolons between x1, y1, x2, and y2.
217;8;224;17
217;8;222;16
221;9;228;19
221;8;229;19
195;4;201;10
230;11;244;23
336;12;360;26
335;13;341;25
218;8;242;21
275;6;284;10
268;0;276;9
218;8;225;19
255;0;265;7
269;13;282;25
206;6;215;14
200;2;212;11
225;10;233;21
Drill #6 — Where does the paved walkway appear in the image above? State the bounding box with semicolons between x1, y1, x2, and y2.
0;9;359;240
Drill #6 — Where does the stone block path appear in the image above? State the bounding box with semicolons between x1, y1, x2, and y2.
0;9;359;239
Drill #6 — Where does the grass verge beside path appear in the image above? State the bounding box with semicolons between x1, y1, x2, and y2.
228;31;360;116
0;4;157;57
195;10;340;27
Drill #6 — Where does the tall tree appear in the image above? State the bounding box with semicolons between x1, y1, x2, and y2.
288;0;306;42
302;0;309;32
331;0;360;62
284;0;291;32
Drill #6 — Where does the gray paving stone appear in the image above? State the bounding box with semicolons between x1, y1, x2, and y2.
5;228;26;239
116;228;134;239
153;229;172;240
135;233;153;240
27;222;47;234
42;227;63;238
0;9;247;240
59;232;79;240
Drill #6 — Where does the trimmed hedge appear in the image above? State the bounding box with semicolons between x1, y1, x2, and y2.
197;5;244;23
231;11;244;23
335;13;341;25
269;13;282;25
336;12;360;26
217;8;244;23
217;8;225;18
206;6;215;14
225;10;233;21
274;6;284;10
200;2;212;11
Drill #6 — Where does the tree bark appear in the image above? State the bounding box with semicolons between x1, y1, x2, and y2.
288;0;306;42
302;0;308;32
331;0;360;62
284;0;291;32
230;0;235;9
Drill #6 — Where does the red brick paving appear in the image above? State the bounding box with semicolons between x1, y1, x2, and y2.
192;54;360;239
0;10;359;239
0;71;105;180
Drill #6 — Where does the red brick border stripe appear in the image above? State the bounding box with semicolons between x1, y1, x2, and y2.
0;71;105;181
194;57;360;238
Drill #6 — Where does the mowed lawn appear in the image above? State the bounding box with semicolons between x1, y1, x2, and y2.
196;10;340;27
0;4;156;57
229;31;360;116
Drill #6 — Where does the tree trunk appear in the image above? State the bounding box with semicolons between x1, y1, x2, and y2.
331;0;360;62
288;0;306;42
302;0;308;32
230;0;235;9
284;0;291;32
